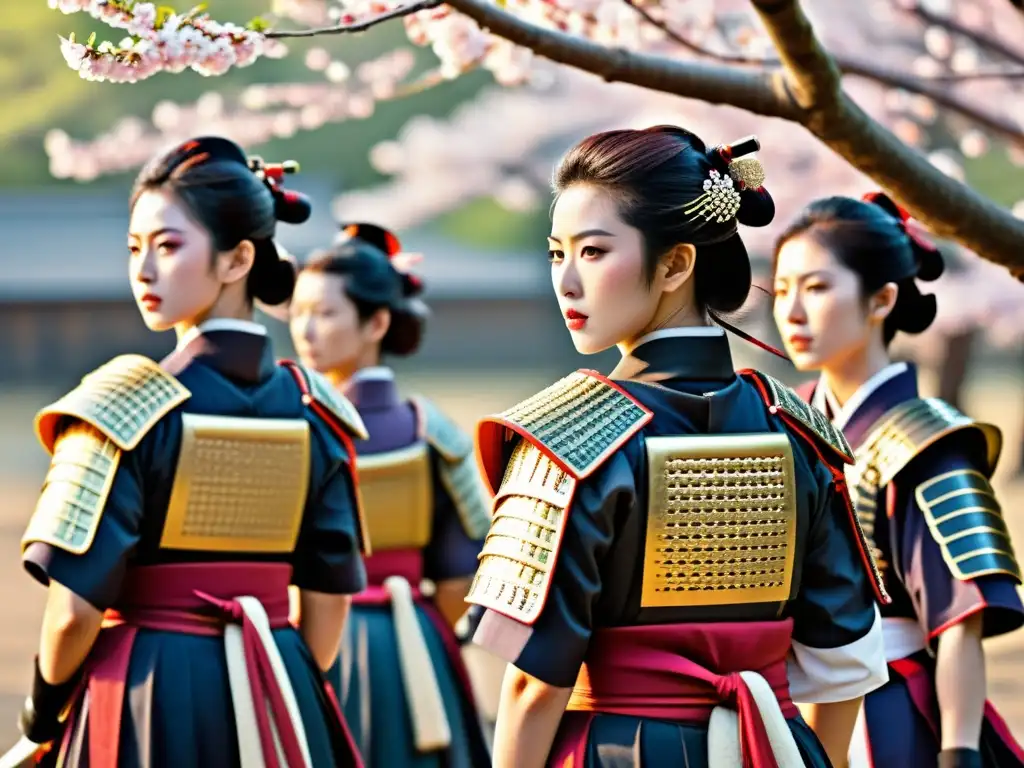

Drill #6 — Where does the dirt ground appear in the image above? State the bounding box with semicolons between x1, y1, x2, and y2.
0;366;1021;750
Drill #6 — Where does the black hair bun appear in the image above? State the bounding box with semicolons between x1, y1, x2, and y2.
273;189;312;225
703;139;775;229
250;248;296;306
887;280;938;336
863;191;945;283
737;186;775;228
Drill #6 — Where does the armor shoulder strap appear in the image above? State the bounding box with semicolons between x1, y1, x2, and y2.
412;397;491;540
279;360;369;441
23;422;121;555
476;370;652;495
35;354;190;454
466;438;576;625
739;369;853;465
916;468;1020;583
857;398;1002;488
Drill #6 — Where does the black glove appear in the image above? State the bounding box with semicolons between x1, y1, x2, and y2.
939;748;982;768
454;604;484;646
18;657;82;745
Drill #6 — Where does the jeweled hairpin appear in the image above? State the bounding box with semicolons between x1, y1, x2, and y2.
684;169;742;224
715;135;767;192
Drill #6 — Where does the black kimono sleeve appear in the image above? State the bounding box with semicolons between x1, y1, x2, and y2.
787;457;888;703
291;420;368;595
469;442;635;688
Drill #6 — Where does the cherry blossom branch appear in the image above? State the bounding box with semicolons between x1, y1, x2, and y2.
438;0;1024;274
747;0;1024;277
615;0;1024;145
265;0;442;38
903;1;1024;68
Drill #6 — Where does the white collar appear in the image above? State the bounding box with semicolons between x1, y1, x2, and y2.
351;365;395;383
816;361;908;431
625;326;725;352
176;318;267;351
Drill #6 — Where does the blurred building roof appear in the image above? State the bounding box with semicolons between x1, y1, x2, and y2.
0;179;550;303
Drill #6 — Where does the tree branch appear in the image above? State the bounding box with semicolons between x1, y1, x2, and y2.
905;2;1024;68
266;0;442;38
446;0;794;117
619;0;1024;145
443;0;1024;275
748;0;1024;277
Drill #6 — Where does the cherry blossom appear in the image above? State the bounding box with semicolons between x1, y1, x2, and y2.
43;0;1024;318
48;0;267;82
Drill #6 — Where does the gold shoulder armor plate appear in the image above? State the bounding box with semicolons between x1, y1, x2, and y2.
476;370;652;495
283;362;368;441
466;438;576;625
413;397;491;540
35;354;190;454
23;423;121;555
740;370;853;464
855;398;1002;489
916;469;1021;583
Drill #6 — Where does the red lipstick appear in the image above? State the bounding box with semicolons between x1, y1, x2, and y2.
565;308;588;331
139;293;162;311
788;334;812;353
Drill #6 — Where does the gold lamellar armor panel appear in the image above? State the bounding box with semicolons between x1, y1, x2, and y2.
467;440;575;624
160;413;311;553
641;433;798;608
917;469;1021;583
35;354;190;454
858;398;1002;489
357;442;434;551
493;371;651;479
750;372;853;463
23;423;121;555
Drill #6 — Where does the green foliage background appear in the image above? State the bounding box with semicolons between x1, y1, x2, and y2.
2;2;1020;250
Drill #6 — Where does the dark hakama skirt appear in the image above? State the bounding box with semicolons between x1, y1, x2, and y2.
861;651;1024;767
50;563;360;768
328;589;491;768
328;548;489;767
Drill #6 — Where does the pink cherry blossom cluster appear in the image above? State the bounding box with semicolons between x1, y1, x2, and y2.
49;0;271;82
45;48;419;181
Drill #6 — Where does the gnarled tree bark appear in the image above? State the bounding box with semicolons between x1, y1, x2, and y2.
442;0;1024;277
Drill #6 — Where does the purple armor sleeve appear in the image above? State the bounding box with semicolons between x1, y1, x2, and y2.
893;447;1023;645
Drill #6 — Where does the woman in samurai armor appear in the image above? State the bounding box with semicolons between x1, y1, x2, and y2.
13;136;369;768
288;223;493;768
772;192;1024;768
463;125;891;768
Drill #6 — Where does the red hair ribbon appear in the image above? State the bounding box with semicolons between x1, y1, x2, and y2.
861;192;939;253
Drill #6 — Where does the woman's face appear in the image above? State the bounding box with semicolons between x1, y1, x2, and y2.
128;189;224;332
290;270;384;377
772;234;873;373
548;184;656;355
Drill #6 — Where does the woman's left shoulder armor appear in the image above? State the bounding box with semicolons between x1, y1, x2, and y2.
738;369;853;465
468;371;652;625
410;396;491;539
24;355;190;556
277;360;368;441
476;369;653;493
